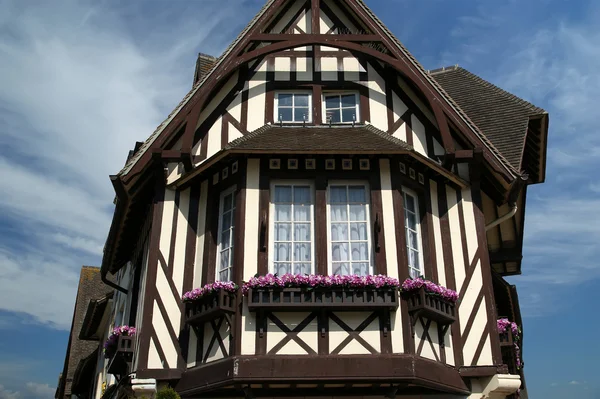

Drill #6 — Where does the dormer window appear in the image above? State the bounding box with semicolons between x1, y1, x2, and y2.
275;92;312;123
324;93;359;124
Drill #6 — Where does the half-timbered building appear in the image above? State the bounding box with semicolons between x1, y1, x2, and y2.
95;1;549;398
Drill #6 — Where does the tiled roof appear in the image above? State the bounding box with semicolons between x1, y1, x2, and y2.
225;124;412;153
430;66;546;170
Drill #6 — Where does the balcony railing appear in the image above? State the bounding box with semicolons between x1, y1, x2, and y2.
107;336;134;377
184;290;237;327
404;286;456;325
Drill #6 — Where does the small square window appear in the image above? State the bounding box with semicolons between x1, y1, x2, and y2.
342;159;353;170
213;173;219;185
326;159;336;170
288;159;298;170
399;162;406;174
270;159;281;169
359;159;370;170
418;173;425;185
409;168;416;180
305;159;316;170
324;93;359;124
222;167;229;180
232;161;239;174
276;93;312;123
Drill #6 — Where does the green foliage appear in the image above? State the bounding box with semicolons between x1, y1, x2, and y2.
156;387;181;399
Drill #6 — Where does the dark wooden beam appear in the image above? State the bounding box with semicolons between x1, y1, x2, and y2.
311;0;320;34
489;249;523;264
249;33;382;42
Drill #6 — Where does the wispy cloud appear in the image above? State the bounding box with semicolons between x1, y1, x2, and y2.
0;0;255;329
443;0;600;316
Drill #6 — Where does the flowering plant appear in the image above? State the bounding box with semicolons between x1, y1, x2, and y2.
104;325;136;358
182;281;238;303
242;273;400;295
497;318;522;370
401;278;459;303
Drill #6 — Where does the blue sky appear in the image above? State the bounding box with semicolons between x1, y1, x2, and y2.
0;0;598;398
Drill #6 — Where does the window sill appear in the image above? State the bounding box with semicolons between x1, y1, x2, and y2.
184;290;237;327
404;287;457;325
247;287;399;312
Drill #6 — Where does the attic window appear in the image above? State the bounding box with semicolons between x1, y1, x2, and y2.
275;92;312;123
324;93;359;123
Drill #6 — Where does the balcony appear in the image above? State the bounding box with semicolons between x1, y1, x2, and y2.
404;286;456;325
107;335;134;377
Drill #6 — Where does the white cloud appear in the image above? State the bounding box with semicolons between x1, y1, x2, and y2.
24;383;54;399
0;386;20;399
0;0;255;328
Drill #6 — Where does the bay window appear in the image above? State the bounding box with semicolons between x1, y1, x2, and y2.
270;182;314;275
327;183;372;276
403;188;424;279
217;186;236;281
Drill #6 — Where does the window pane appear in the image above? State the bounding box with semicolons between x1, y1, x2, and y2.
333;263;350;276
351;243;368;261
409;267;420;279
220;250;229;270
407;230;419;250
220;230;231;249
294;205;310;221
329;187;347;203
330;205;348;222
275;263;291;275
275;204;292;221
341;108;356;123
219;269;230;281
326;109;340;123
221;211;232;230
277;107;293;122
325;95;339;109
341;94;356;107
352;263;369;276
350;223;367;240
349;204;366;221
331;243;349;261
274;186;292;202
294;243;311;262
409;249;420;269
223;193;233;212
275;223;291;241
295;94;309;107
331;223;348;241
406;212;417;230
294;223;311;241
294;263;311;275
275;243;291;262
405;194;416;212
294;186;311;203
294;107;309;122
278;93;293;106
348;186;366;202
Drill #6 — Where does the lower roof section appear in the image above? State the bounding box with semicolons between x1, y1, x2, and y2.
175;355;470;397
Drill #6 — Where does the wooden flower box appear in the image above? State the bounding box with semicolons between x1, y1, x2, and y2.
107;336;134;376
247;287;399;312
404;287;456;325
184;290;237;327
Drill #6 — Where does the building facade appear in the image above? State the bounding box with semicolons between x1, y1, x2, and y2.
92;1;549;398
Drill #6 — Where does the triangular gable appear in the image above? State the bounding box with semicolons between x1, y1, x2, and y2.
118;0;517;188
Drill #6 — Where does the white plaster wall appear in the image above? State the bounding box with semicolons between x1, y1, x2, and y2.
247;61;267;131
173;188;190;296
227;92;242;122
320;57;338;81
446;187;466;288
206;117;222;160
267;312;318;354
148;330;163;369
297;56;313;81
329;312;380;355
193;180;209;288
152;300;178;368
343;57;362;81
202;320;230;363
275;57;291;81
429;180;447;287
411;114;428;156
367;63;388;132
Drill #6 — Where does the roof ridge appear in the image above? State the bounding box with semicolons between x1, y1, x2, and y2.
448;67;547;115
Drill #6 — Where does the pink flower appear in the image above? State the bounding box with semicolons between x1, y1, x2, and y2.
241;274;401;294
182;281;238;302
401;278;459;303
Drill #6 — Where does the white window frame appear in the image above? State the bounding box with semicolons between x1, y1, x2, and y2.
326;180;374;276
323;92;360;124
403;187;425;279
268;180;316;275
274;91;313;123
216;185;237;282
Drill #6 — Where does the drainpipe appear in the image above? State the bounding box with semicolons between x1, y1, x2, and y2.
485;172;528;232
102;270;128;295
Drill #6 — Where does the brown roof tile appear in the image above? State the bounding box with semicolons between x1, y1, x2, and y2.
430;66;546;170
225;124;412;153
